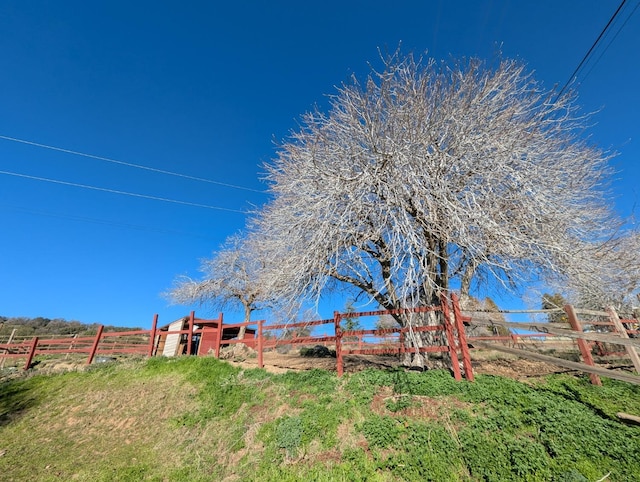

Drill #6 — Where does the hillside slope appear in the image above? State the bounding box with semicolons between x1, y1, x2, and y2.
0;315;140;338
1;357;639;481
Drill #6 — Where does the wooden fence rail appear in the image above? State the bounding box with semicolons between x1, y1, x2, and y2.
0;328;152;370
464;303;640;385
2;296;638;385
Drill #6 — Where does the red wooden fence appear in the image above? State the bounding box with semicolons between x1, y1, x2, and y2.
2;294;638;385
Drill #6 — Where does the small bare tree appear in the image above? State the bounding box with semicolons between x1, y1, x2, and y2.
558;228;640;313
253;51;619;368
168;234;274;339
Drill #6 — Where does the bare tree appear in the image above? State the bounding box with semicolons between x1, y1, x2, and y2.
375;314;400;331
460;296;511;338
252;51;620;368
558;228;640;313
168;234;273;339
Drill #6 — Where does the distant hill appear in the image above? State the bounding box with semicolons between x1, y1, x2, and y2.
0;315;141;338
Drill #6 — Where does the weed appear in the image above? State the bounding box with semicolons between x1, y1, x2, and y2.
360;415;402;448
299;345;336;358
275;415;303;457
385;394;413;412
272;368;338;398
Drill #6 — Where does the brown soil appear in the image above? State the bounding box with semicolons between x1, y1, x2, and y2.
472;357;569;379
229;348;571;381
229;350;398;373
370;385;476;420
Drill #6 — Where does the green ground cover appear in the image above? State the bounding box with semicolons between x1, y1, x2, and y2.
1;357;639;481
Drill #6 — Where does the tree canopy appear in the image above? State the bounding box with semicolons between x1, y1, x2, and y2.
168;234;274;337
253;52;623;317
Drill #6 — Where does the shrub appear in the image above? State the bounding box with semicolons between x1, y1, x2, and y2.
299;345;336;358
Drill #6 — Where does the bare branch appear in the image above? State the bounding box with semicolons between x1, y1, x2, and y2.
253;52;618;320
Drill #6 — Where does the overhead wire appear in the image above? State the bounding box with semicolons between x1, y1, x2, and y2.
580;1;640;86
0;169;248;214
0;134;266;194
0;132;267;221
554;0;628;102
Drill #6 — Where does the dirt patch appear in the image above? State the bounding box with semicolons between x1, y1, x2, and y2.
228;348;569;381
230;350;401;374
472;357;569;380
303;446;343;465
370;386;476;420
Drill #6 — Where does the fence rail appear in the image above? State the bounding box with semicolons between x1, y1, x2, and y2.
2;296;639;385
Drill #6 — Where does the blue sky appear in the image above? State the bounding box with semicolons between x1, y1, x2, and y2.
1;1;638;328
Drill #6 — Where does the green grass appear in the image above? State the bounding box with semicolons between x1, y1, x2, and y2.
1;357;640;481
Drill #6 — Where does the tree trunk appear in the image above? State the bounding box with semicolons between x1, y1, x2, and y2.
400;308;449;369
238;304;251;340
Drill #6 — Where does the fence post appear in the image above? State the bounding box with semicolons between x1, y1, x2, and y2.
607;306;640;374
451;293;474;382
440;294;462;381
564;305;601;386
65;334;78;360
86;325;104;365
1;328;17;369
334;311;344;376
258;320;264;369
187;311;195;356
215;312;224;358
148;314;158;358
23;336;39;370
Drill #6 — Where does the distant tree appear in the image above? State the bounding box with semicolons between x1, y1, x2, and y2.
555;229;640;312
375;315;400;331
541;293;568;323
46;319;74;335
340;299;362;343
341;299;362;332
281;325;312;339
168;234;278;339
27;317;50;329
459;296;510;338
483;297;511;337
8;317;30;328
0;316;137;336
254;51;617;367
273;308;315;354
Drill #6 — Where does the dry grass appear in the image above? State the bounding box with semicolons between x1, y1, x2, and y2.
0;359;201;481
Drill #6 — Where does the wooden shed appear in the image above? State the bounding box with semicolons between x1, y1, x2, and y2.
154;315;256;357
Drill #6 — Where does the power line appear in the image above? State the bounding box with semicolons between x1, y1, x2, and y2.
554;0;628;102
580;1;640;85
0;169;247;214
0;134;266;194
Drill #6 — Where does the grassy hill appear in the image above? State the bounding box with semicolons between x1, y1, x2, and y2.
1;357;640;481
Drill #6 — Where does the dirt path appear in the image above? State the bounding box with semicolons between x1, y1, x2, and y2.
229;351;399;374
228;349;568;380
